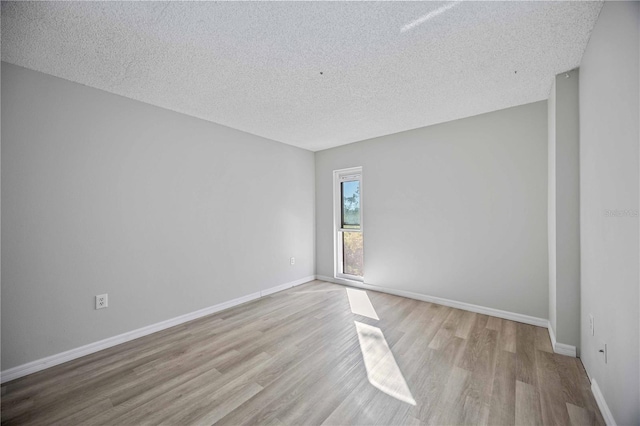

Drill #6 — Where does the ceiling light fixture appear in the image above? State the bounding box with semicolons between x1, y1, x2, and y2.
400;1;461;33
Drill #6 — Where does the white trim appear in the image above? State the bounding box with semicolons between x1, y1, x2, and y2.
547;323;577;357
316;275;548;328
548;323;557;347
259;276;314;297
333;166;363;281
554;342;577;357
0;276;315;384
591;379;617;426
318;275;580;356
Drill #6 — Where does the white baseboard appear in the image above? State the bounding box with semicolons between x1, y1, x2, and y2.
0;275;315;384
546;324;577;357
591;378;617;426
316;275;549;328
548;323;558;350
316;275;579;358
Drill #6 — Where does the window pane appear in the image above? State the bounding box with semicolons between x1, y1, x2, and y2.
341;180;360;229
343;231;363;277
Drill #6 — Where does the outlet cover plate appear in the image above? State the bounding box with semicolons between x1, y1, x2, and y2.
96;294;108;310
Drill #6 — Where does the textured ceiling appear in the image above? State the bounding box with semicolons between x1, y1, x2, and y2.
2;1;602;151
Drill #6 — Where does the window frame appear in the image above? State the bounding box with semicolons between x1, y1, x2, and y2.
333;167;364;282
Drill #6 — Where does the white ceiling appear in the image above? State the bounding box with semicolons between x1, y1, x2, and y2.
2;1;602;151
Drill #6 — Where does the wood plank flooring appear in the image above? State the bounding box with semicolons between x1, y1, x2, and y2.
1;280;604;425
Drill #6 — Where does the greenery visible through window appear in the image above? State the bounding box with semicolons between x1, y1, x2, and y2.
341;181;360;229
343;231;363;276
340;178;363;277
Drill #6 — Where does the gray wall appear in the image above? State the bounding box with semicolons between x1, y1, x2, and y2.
316;102;549;319
1;63;315;370
548;70;581;349
579;2;639;425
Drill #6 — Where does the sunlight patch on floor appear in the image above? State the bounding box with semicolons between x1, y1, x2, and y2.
346;288;379;320
354;321;416;406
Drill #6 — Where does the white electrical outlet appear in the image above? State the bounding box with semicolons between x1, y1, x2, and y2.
96;294;108;310
589;314;594;336
290;257;295;265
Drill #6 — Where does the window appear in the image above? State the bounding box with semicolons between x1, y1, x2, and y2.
334;167;363;280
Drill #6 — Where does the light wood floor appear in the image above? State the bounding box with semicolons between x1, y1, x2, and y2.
2;280;604;425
